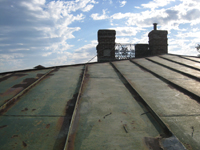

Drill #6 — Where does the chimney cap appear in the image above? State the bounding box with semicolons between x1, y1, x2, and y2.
153;23;158;30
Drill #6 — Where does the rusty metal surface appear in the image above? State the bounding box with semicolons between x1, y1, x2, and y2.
0;54;199;149
0;116;68;150
0;69;50;107
0;66;84;149
133;58;200;98
0;69;55;113
161;55;200;70
64;63;185;150
161;116;200;150
113;60;200;149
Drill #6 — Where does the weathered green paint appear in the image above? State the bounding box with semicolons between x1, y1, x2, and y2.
66;63;170;150
114;60;200;149
0;66;84;149
133;58;200;97
161;116;200;150
0;69;49;106
0;116;68;150
3;66;84;116
0;54;199;149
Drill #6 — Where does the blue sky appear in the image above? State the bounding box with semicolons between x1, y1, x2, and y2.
0;0;200;73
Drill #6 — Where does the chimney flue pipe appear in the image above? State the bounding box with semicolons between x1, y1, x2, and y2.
153;23;157;30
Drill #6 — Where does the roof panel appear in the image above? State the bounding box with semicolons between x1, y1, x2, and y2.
0;65;84;149
0;54;199;149
113;60;200;116
88;63;119;78
161;116;200;150
147;56;200;78
133;58;200;97
113;59;200;149
0;116;68;150
3;66;84;116
182;56;200;62
0;69;50;106
66;63;173;150
160;55;200;70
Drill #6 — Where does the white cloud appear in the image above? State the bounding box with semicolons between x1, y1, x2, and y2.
45;40;98;66
119;1;127;7
72;40;98;63
111;12;132;20
113;27;144;36
82;4;94;12
141;0;176;10
0;0;99;72
135;6;141;9
9;48;30;52
91;9;109;20
0;53;24;72
115;37;130;43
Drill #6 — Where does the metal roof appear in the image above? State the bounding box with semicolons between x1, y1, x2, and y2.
0;54;200;150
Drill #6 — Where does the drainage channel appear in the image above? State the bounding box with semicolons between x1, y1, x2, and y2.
110;62;186;150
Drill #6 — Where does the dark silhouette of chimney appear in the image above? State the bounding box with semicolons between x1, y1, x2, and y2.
148;23;168;55
153;23;157;30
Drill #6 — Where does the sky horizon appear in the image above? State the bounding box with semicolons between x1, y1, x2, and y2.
0;0;200;73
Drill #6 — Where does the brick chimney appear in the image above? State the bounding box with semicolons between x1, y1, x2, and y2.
96;29;116;62
148;23;168;55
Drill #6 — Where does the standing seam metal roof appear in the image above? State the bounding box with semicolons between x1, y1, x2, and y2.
0;54;200;150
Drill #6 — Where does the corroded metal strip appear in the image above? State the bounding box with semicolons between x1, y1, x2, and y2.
0;68;55;113
63;65;87;150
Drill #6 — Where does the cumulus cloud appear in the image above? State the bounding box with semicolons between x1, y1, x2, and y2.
119;1;127;7
1;0;200;72
113;27;144;36
141;0;175;10
0;0;98;72
91;9;109;20
108;0;200;56
45;40;97;66
82;4;94;12
181;9;200;21
0;53;24;72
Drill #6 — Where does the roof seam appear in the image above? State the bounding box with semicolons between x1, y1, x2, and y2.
64;64;88;150
146;58;200;82
179;56;200;63
0;68;55;114
130;59;200;103
159;56;200;72
110;61;172;137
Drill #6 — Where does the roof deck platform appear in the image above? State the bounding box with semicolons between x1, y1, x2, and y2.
0;54;199;150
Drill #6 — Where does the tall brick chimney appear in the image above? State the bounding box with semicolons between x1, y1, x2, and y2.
148;23;168;55
96;29;116;62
